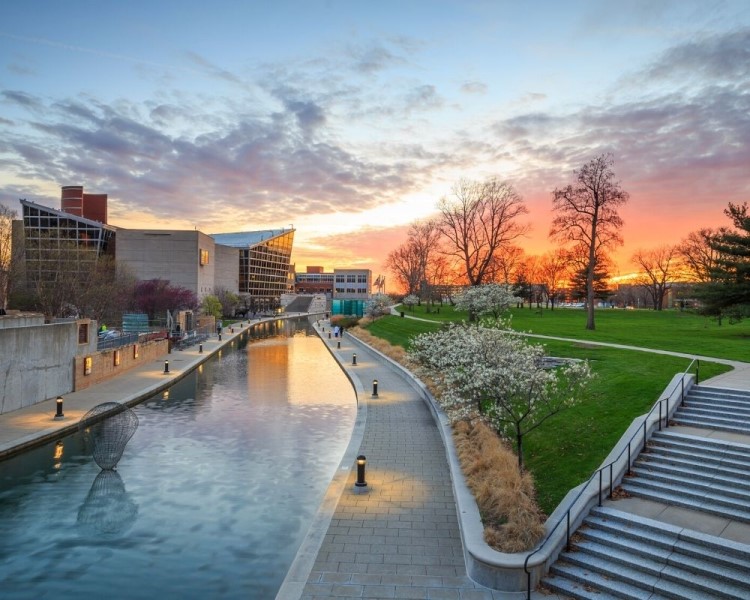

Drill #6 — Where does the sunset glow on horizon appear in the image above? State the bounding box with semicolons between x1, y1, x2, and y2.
1;2;748;284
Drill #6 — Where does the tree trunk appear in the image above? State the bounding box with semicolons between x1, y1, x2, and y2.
517;431;524;470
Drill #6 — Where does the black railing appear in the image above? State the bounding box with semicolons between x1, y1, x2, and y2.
522;359;699;598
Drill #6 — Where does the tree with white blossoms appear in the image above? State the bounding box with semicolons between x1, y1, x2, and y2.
453;283;522;321
366;293;394;318
409;323;592;469
402;294;419;311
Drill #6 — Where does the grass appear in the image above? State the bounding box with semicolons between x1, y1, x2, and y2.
367;309;734;514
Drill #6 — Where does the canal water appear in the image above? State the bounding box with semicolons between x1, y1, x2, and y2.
0;317;357;599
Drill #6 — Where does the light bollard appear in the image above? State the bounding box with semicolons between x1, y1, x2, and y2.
199;343;203;353
164;360;170;374
355;455;367;488
372;379;379;397
337;341;341;349
54;396;64;420
352;353;357;366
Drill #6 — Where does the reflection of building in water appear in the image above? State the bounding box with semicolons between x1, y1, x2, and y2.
77;470;138;535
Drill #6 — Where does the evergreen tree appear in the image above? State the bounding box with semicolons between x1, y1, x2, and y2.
699;202;750;322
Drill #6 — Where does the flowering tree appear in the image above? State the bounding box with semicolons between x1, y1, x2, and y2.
409;324;592;469
402;294;419;311
454;283;522;321
366;293;393;318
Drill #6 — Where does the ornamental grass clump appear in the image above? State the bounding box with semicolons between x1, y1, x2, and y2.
453;420;545;552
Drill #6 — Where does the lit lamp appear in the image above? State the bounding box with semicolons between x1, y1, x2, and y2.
355;455;367;488
54;396;64;420
199;343;203;353
372;379;379;397
352;353;357;366
337;341;341;349
164;360;170;374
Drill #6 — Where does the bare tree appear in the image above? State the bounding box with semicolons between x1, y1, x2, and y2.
438;178;529;286
386;219;442;298
537;248;571;309
631;245;682;310
677;228;727;283
490;244;525;285
550;154;629;329
0;204;17;310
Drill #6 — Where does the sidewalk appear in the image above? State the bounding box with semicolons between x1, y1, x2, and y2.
0;319;253;460
278;322;554;600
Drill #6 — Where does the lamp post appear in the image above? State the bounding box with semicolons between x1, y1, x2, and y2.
54;396;64;420
372;380;378;397
352;353;357;365
355;455;367;487
164;360;170;374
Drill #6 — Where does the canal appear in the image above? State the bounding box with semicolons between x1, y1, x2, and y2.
0;317;357;599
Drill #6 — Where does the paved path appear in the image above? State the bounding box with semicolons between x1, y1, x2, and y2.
279;322;551;600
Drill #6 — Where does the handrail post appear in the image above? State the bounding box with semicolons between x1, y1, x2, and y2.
609;463;613;498
598;470;602;506
665;397;669;429
659;401;662;431
627;442;632;476
697;359;700;384
566;511;571;551
643;420;647;452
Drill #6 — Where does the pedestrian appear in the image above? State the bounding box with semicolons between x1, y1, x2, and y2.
334;325;340;337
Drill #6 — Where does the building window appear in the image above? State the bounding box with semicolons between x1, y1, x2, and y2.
200;249;210;266
78;323;89;344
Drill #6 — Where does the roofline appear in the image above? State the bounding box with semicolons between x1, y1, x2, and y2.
20;199;118;232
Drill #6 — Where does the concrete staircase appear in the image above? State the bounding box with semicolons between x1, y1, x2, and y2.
541;385;750;599
672;385;750;434
545;505;750;599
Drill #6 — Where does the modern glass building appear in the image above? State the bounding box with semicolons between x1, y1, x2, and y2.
210;230;295;312
15;189;296;314
19;199;116;286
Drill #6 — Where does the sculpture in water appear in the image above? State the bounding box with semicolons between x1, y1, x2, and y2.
77;469;138;534
79;402;139;470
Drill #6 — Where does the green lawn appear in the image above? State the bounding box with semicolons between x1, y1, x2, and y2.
367;308;735;514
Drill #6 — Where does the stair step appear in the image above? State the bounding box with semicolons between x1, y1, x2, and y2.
641;448;750;477
630;466;750;502
589;506;750;574
646;445;750;472
680;404;750;418
548;561;656;600
670;416;750;434
634;458;750;492
621;480;750;523
542;568;629;600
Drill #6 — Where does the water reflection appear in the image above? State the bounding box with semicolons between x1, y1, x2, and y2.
0;317;356;599
77;470;138;535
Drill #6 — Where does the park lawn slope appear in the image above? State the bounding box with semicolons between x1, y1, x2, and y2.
365;314;729;514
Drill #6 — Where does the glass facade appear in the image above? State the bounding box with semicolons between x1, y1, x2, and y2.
21;200;115;285
237;230;295;309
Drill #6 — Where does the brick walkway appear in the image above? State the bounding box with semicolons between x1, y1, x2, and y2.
291;325;506;600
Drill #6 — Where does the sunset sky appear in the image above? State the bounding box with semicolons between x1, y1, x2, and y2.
1;1;748;282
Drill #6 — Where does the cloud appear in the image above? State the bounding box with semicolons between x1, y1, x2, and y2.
460;81;487;95
404;84;443;112
642;27;750;83
2;90;43;111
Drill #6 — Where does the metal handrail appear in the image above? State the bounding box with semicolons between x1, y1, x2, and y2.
522;358;699;598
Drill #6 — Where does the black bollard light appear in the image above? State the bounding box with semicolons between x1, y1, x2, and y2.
337;341;341;349
328;332;331;339
54;396;64;420
355;455;367;487
164;360;170;374
372;379;379;397
219;333;222;341
352;353;357;365
231;327;234;333
199;343;203;353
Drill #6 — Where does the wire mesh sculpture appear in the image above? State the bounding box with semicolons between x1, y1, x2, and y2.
79;402;139;470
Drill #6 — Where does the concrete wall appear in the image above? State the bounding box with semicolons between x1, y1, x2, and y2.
0;312;45;329
214;243;239;294
0;319;97;414
116;230;217;300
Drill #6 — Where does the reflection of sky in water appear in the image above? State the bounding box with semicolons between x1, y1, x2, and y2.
0;321;356;599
